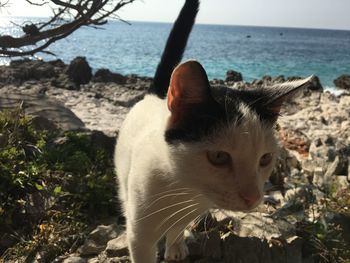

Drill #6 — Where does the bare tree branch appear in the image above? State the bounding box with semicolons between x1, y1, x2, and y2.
25;0;49;6
37;6;68;31
0;0;135;57
0;22;78;56
50;0;80;10
0;0;10;8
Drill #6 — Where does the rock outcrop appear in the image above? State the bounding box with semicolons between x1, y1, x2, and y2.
93;68;127;84
0;59;61;86
225;69;243;82
334;74;350;91
67;57;92;87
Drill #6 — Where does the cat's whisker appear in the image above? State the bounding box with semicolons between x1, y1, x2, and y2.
156;203;200;231
147;187;195;199
187;213;202;235
151;208;200;250
165;213;203;252
155;193;202;228
190;213;203;235
136;199;198;222
145;187;194;202
143;192;194;212
193;213;203;226
203;212;210;239
160;207;200;249
190;211;211;252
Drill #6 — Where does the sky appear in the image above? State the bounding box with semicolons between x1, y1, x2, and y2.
2;0;350;30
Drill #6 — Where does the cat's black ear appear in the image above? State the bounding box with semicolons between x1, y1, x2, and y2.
252;76;314;122
167;60;212;124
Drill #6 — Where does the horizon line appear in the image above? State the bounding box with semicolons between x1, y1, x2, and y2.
128;19;350;32
2;15;350;32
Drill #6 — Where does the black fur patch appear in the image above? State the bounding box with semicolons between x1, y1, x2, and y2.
164;85;279;144
165;100;225;143
213;86;280;123
165;86;243;144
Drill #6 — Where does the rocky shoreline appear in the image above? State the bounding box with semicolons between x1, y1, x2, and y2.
0;58;349;263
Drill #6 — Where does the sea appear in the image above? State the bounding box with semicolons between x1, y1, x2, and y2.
1;17;350;90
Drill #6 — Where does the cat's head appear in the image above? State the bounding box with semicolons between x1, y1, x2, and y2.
165;60;312;211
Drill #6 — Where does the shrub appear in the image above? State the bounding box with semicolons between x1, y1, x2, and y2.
0;108;118;262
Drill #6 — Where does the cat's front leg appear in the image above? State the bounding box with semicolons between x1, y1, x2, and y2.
127;225;158;263
164;226;189;261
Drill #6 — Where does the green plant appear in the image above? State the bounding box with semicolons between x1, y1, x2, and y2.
297;184;350;263
0;108;118;262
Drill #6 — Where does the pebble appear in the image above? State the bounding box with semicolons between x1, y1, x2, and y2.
62;256;87;263
78;224;122;256
105;232;128;257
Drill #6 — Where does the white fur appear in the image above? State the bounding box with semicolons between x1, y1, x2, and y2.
115;93;278;262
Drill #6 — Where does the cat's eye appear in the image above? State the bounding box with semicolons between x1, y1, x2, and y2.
207;151;231;166
259;153;273;167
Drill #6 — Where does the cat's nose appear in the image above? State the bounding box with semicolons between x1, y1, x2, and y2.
239;191;261;207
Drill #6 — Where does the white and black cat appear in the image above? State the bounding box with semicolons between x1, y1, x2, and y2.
115;1;312;262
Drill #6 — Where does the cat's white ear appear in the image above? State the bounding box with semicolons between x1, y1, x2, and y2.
167;60;211;123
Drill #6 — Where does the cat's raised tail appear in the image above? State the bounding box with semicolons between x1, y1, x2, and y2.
149;0;200;99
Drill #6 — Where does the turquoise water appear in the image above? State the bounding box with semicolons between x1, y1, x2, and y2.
1;17;350;88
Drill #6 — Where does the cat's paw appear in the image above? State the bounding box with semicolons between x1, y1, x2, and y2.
164;240;189;261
